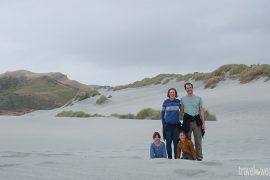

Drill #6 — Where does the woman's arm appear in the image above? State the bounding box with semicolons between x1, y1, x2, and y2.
161;103;166;125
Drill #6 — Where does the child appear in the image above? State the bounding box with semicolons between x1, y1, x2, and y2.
176;130;196;160
150;132;167;158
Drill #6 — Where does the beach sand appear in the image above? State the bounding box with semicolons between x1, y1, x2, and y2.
0;79;270;179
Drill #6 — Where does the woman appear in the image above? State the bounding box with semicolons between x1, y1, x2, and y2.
161;88;181;159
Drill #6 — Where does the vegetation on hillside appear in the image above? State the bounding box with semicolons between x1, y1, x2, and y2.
0;76;78;114
74;89;100;101
0;71;100;115
111;64;270;91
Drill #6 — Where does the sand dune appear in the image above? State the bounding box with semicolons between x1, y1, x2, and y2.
0;79;270;179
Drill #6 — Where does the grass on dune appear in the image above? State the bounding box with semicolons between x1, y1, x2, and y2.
112;108;217;121
96;95;109;105
111;64;270;91
56;110;104;118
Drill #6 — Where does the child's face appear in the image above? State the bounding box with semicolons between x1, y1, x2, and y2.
153;136;161;143
179;132;186;141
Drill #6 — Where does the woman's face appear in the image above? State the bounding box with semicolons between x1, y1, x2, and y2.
169;90;176;99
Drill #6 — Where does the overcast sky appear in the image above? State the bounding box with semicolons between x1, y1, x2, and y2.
0;0;269;85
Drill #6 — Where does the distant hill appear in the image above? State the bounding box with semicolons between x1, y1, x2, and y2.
111;64;270;91
0;70;99;115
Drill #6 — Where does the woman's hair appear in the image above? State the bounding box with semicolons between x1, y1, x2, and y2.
152;132;161;139
167;88;178;98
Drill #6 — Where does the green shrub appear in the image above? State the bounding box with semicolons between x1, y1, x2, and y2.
239;64;270;83
162;78;171;85
136;108;161;120
229;64;249;76
77;92;90;101
111;108;161;120
96;95;109;105
112;85;129;91
213;64;249;76
205;110;217;121
111;113;136;119
213;64;235;76
175;74;184;82
260;64;270;77
75;89;100;101
91;113;105;117
205;76;222;89
56;110;104;118
56;110;90;117
183;73;193;81
193;72;213;81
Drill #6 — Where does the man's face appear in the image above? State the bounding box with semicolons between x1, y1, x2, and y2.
185;84;193;95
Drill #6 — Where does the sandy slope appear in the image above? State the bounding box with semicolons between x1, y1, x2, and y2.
0;79;270;179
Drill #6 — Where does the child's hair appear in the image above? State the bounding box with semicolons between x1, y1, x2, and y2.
152;132;161;139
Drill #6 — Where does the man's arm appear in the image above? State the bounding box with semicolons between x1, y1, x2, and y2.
199;105;205;130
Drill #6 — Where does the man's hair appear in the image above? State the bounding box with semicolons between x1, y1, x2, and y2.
184;82;193;89
167;88;178;98
153;132;161;139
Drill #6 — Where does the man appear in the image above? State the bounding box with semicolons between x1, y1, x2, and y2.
161;88;181;159
181;83;205;161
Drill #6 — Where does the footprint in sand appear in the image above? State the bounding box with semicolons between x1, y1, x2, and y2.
173;169;207;177
0;163;21;168
37;161;58;165
0;152;32;158
200;161;223;166
100;155;143;159
38;152;72;157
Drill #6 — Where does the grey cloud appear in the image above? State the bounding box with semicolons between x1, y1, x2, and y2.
0;0;269;85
